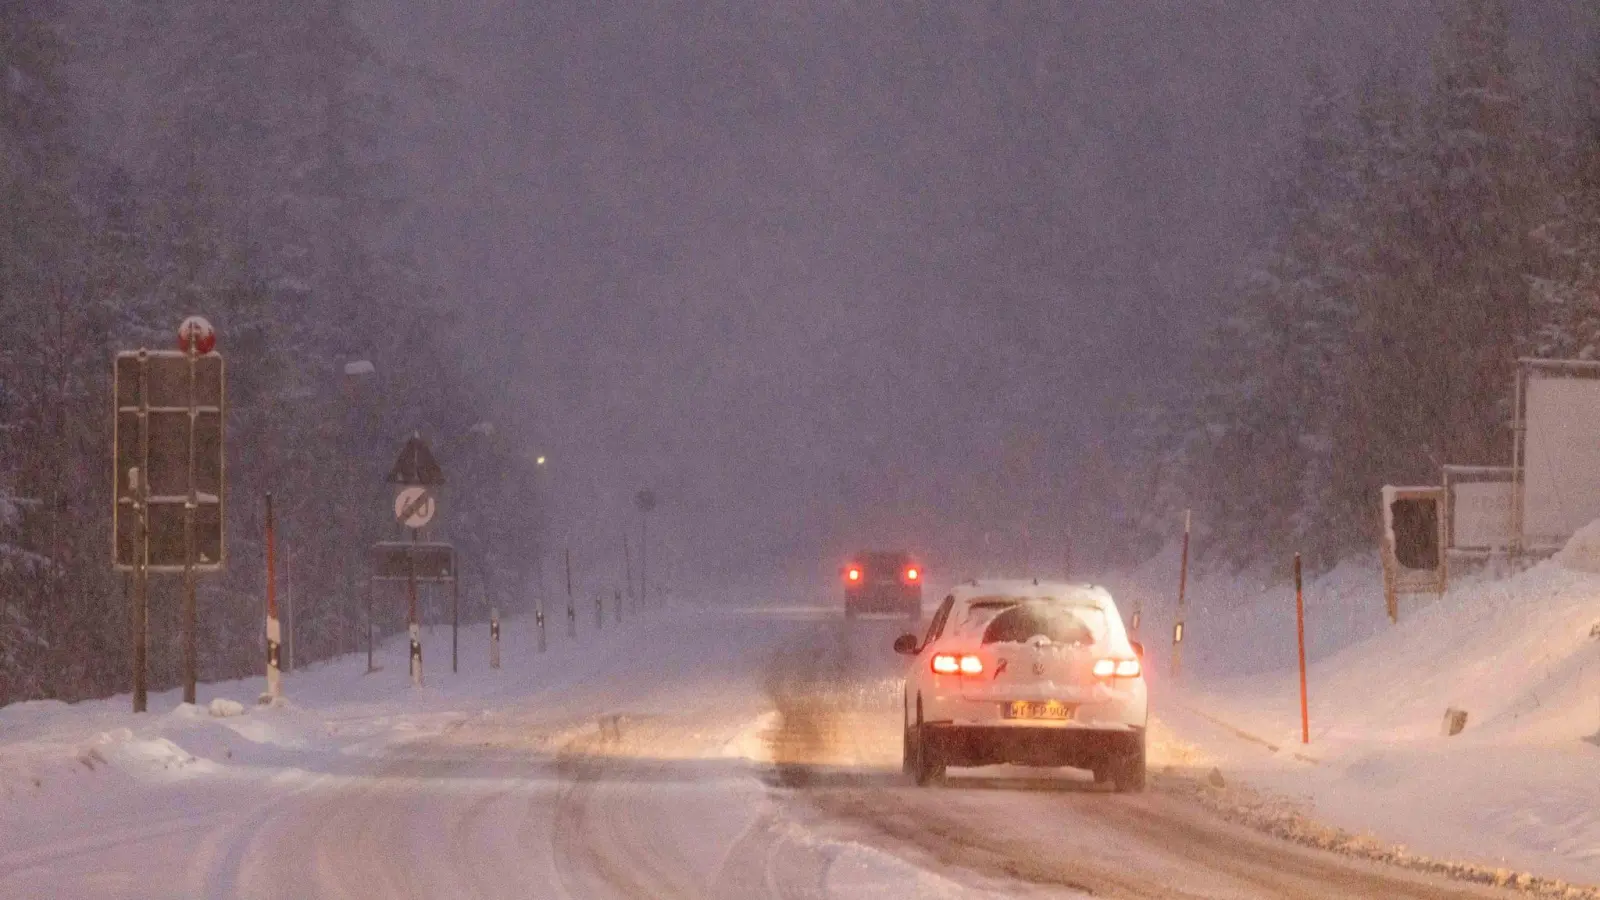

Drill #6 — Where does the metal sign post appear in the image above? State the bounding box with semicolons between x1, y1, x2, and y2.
181;339;197;702
133;463;149;713
132;353;150;714
408;532;422;687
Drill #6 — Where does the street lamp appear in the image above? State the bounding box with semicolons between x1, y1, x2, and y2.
343;359;376;401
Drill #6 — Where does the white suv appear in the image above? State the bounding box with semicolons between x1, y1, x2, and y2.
893;580;1148;791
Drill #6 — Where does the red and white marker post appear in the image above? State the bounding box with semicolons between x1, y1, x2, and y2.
490;607;501;669
263;492;282;704
1171;509;1191;678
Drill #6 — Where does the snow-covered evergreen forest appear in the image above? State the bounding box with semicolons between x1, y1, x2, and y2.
0;1;542;704
1140;1;1600;572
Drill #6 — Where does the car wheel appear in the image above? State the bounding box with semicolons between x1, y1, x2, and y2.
1091;762;1111;785
911;695;945;786
1111;736;1146;794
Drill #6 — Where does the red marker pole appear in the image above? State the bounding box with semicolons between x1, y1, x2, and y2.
1171;509;1190;678
1295;552;1308;745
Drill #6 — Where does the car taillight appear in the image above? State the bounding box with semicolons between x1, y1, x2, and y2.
905;567;919;582
1094;658;1142;678
932;653;983;676
846;567;861;582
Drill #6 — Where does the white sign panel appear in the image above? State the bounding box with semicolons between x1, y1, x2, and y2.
1450;480;1514;550
1523;373;1600;547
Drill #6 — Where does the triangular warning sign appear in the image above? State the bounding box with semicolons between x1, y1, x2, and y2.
388;434;445;486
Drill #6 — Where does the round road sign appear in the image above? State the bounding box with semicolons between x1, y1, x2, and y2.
178;316;217;354
394;486;436;528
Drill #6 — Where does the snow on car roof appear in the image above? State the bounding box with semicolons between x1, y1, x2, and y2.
949;579;1114;610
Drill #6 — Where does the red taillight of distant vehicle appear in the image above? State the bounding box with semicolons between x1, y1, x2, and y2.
905;567;919;582
846;567;861;583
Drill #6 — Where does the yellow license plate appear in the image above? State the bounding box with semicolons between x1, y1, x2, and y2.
1003;700;1075;721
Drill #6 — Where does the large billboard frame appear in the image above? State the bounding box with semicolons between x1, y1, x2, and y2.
1511;358;1600;554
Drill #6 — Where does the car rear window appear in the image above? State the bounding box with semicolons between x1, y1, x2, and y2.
859;553;910;574
951;597;1107;647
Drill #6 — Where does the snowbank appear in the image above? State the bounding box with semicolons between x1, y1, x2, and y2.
1163;523;1600;886
1556;519;1600;574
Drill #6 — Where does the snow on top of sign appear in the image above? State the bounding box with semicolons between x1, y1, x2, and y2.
344;360;375;376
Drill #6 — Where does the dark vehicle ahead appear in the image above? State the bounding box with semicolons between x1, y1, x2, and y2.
843;551;922;620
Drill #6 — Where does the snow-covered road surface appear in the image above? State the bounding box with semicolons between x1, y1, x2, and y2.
0;604;1516;899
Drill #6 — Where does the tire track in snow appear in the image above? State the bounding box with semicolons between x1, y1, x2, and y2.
550;720;705;900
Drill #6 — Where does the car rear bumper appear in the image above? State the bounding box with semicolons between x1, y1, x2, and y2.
926;689;1147;731
922;723;1144;769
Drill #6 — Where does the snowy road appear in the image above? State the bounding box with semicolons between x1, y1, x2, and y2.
0;606;1515;899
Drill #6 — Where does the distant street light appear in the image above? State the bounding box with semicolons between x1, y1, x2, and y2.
536;456;547;466
343;359;376;401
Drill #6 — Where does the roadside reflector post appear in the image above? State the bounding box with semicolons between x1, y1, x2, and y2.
264;492;283;704
565;549;577;638
623;532;636;611
536;599;546;653
595;592;603;630
490;607;501;669
409;621;423;687
366;575;376;673
614;589;623;625
1171;509;1191;678
1295;552;1309;745
451;555;460;674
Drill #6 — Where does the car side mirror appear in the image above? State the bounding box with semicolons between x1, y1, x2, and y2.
893;634;919;655
1129;640;1144;659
